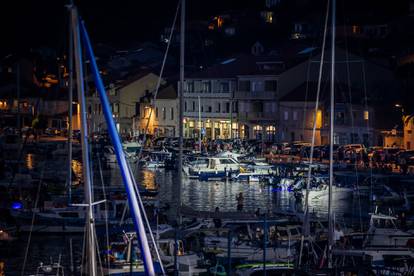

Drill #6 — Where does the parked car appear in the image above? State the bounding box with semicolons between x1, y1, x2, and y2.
367;146;383;159
283;142;311;155
45;127;61;136
397;150;414;166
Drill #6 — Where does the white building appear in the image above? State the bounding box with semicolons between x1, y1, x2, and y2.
182;54;283;140
86;72;164;135
136;84;178;137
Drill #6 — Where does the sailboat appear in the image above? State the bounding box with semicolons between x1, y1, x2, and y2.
41;5;166;275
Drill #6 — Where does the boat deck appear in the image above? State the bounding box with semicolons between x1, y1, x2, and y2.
181;205;291;221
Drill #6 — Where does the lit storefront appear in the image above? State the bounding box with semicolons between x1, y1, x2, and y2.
183;118;238;139
184;118;276;141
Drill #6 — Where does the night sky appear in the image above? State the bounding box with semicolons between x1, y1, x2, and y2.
0;0;410;56
0;0;262;56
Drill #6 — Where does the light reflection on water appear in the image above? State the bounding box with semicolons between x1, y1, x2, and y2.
25;153;34;170
65;159;367;219
21;154;367;219
71;159;82;178
2;154;371;274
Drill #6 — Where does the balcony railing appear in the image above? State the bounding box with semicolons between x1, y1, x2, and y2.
0;107;33;114
234;91;277;100
238;111;278;121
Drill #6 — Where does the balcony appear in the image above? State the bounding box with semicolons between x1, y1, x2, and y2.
234;91;277;100
238;111;278;121
183;90;232;98
0;107;33;115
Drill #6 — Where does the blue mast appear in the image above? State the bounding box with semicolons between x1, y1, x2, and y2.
79;20;155;275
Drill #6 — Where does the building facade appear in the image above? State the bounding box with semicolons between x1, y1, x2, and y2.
136;85;178;137
183;78;237;139
86;72;164;135
279;82;375;145
182;54;284;141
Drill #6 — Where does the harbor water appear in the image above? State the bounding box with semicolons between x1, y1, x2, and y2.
2;154;372;274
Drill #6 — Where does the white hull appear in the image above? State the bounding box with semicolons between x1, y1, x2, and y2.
308;187;353;201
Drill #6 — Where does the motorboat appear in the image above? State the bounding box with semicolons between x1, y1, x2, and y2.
101;230;169;275
10;199;132;233
215;151;244;161
332;247;414;274
102;146;137;164
232;161;275;182
30;258;65;276
189;157;240;181
122;141;141;155
234;263;294;276
292;176;354;201
183;157;208;178
157;239;207;275
308;184;354;201
202;220;297;262
364;212;414;248
142;150;172;169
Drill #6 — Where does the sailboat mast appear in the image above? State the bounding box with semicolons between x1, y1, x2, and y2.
66;1;74;204
71;8;97;276
328;0;336;268
298;0;330;267
79;19;156;275
198;95;201;152
177;0;185;222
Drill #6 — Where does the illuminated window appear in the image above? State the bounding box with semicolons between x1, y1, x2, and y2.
284;111;289;120
217;16;223;28
352;25;361;34
316;110;322;128
364;110;369;120
261;11;274;24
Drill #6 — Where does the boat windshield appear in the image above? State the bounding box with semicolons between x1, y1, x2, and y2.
209;159;217;169
373;218;396;229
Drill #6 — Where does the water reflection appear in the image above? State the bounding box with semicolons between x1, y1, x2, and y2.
25;153;34;170
21;153;365;219
71;159;82;179
141;169;157;190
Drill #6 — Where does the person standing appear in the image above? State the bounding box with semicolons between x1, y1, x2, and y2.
236;192;244;211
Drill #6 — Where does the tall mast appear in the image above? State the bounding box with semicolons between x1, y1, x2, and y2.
16;64;21;130
79;18;156;275
328;0;336;268
299;0;330;266
198;95;201;152
66;0;74;204
71;7;97;276
177;0;185;222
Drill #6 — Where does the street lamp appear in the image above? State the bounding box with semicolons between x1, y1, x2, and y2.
395;103;404;112
395;104;405;123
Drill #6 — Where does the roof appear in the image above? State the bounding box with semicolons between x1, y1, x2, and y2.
187;54;285;79
156;84;177;99
116;70;157;89
280;81;366;104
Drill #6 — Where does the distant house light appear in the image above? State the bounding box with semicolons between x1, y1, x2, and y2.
364;110;369;120
221;58;236;65
352;25;361;34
